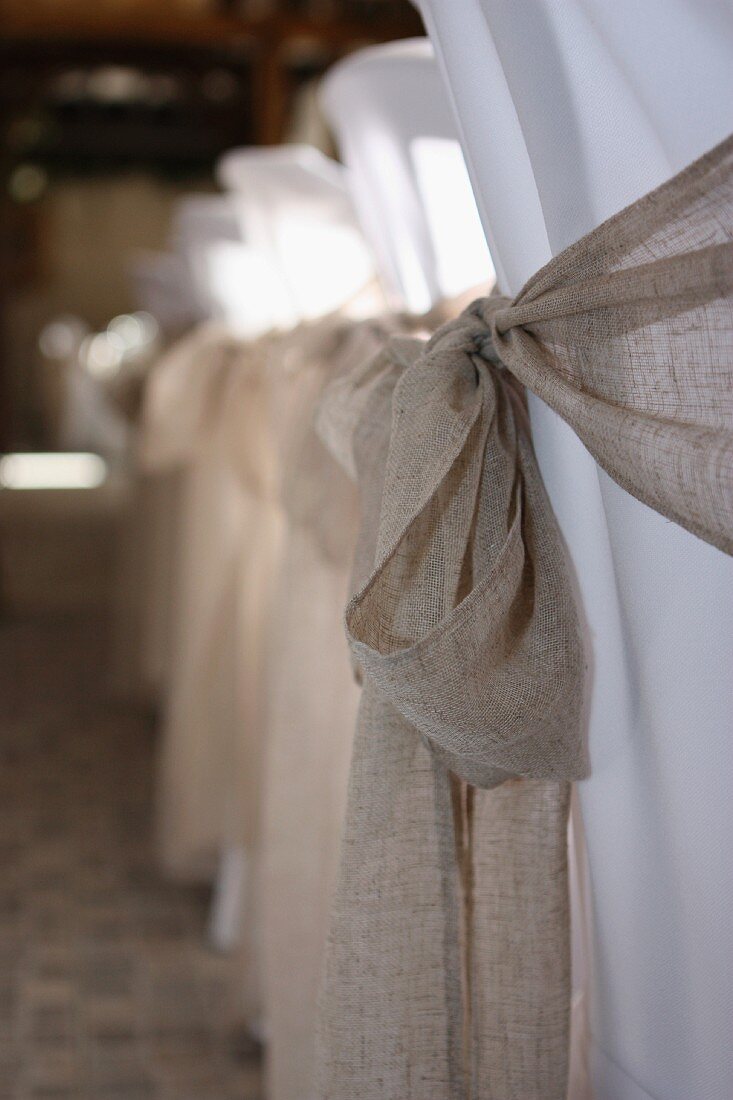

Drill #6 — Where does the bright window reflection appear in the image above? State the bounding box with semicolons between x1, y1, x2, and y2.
0;452;108;490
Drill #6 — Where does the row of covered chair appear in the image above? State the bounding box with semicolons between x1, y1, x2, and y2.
133;42;494;1099
128;9;732;1100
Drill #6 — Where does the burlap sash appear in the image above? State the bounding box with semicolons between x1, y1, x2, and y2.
139;326;261;880
317;135;732;1098
261;318;400;1100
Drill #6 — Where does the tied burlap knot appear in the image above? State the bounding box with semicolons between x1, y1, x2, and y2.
345;300;586;791
318;305;585;1099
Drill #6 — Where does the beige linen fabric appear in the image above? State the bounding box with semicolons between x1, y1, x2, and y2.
216;347;285;1026
317;332;582;1100
250;291;479;1100
140;323;284;1029
258;317;396;1100
317;135;733;1098
139;326;256;880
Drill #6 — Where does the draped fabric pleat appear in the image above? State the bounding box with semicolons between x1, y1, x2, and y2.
256;318;396;1100
317;331;582;1099
139;326;259;881
316;134;733;1098
140;323;285;1027
140;295;401;1089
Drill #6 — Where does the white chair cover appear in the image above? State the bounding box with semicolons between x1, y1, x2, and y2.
414;4;733;1097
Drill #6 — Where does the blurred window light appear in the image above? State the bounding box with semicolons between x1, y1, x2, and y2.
80;333;124;379
0;453;108;491
86;66;146;105
107;312;159;353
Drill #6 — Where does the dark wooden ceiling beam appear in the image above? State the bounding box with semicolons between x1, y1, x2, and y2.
0;10;422;49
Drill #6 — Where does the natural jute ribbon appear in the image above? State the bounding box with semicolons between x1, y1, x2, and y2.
317;135;732;1098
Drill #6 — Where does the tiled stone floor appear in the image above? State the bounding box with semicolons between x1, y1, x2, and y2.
0;614;263;1099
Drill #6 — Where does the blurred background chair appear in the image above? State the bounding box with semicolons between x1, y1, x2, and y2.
140;145;377;1022
322;37;493;315
0;7;424;1096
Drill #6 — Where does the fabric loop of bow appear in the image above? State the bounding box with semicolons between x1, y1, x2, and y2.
471;241;733;556
344;306;587;790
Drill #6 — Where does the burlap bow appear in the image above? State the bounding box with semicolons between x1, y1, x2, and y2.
345;308;586;789
317;318;584;1098
318;134;733;1099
